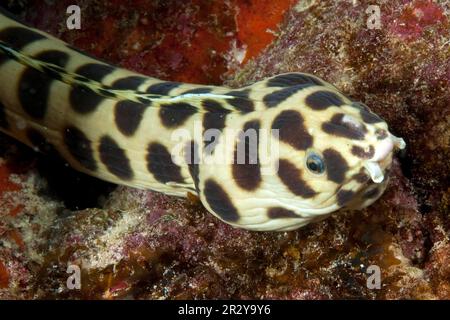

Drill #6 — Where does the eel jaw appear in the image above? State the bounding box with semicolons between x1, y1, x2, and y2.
364;161;385;183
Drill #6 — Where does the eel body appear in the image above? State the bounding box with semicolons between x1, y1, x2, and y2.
0;9;405;231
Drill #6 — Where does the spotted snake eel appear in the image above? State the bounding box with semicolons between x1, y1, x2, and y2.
0;9;405;231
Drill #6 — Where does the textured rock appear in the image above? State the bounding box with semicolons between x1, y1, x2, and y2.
0;0;449;299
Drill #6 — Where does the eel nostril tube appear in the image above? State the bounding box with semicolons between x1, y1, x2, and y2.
391;134;406;150
364;161;384;183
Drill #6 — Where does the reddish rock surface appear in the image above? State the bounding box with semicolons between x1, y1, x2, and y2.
0;0;448;299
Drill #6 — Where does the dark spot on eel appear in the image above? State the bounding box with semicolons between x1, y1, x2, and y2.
146;82;181;95
323;149;349;184
63;126;97;171
278;159;316;198
114;100;148;136
159;102;197;128
267;73;323;87
203;179;239;223
267;207;301;219
272;110;313;150
232;120;261;191
202;99;230;151
336;189;355;207
98;135;133;180
185;140;200;191
322;113;366;140
146;142;184;184
351;145;375;159
305;90;344;110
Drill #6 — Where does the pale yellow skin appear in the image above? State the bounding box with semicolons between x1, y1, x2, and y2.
0;11;404;231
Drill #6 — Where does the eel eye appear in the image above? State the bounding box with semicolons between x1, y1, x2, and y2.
306;152;325;174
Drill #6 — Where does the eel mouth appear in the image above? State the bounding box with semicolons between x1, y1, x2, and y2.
364;133;405;183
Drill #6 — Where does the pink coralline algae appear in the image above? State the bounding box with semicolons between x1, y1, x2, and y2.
0;0;449;299
389;0;447;40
